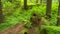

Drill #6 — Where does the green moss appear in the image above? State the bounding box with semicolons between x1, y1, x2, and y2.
20;29;29;34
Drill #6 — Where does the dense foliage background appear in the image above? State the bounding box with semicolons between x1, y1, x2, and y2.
0;0;60;34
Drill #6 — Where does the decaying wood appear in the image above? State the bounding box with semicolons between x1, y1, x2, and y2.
29;13;46;34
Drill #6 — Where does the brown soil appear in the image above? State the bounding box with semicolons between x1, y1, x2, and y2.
0;21;41;34
0;23;25;34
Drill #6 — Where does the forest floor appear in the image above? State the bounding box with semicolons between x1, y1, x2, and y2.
0;23;25;34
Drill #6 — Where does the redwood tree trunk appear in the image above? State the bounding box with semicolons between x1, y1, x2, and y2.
56;0;60;26
9;0;12;2
36;0;39;3
46;0;52;18
40;0;42;5
24;0;27;10
0;0;3;23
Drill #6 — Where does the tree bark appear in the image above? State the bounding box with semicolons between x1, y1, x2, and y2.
40;0;42;5
36;0;38;3
0;0;3;23
9;0;12;2
56;0;60;26
24;0;27;10
46;0;52;19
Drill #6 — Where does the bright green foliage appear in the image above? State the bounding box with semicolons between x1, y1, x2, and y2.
41;25;60;34
0;0;60;34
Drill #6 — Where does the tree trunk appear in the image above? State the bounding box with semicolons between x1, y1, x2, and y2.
9;0;12;2
40;0;42;5
24;0;27;10
56;0;60;26
36;0;39;5
0;0;3;23
36;0;38;3
46;0;52;19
